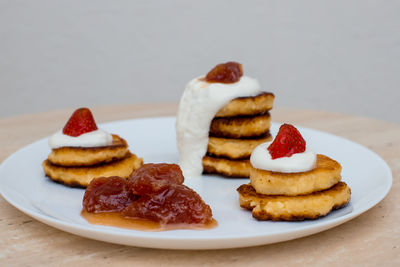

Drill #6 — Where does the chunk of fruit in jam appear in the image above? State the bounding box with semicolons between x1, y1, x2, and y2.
129;163;184;194
122;184;212;224
82;164;213;225
83;176;134;213
205;62;243;83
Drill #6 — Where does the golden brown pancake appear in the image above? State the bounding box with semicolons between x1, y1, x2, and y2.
207;134;272;160
250;154;342;196
209;113;271;139
48;135;129;166
42;152;143;188
237;182;351;221
215;92;274;118
202;155;251;178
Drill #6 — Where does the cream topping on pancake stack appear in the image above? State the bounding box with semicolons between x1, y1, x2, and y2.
176;75;262;177
49;129;113;149
251;141;316;173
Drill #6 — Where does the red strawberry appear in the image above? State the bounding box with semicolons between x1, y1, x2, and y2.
267;124;306;159
62;108;98;137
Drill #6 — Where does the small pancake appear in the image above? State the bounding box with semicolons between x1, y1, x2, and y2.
48;134;129;166
207;134;272;160
237;182;351;221
250;154;342;196
42;152;143;188
209;113;271;139
215;92;274;118
202;155;251;178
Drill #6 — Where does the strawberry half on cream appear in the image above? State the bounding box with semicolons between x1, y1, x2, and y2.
251;124;317;173
49;108;113;149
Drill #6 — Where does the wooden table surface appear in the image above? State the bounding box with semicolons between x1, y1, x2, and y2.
0;104;399;266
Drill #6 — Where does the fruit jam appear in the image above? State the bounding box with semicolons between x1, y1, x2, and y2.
82;164;216;231
205;62;243;83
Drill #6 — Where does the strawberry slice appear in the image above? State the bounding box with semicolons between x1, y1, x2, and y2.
62;108;98;137
267;124;306;159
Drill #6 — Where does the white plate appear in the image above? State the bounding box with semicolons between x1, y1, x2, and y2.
0;117;392;250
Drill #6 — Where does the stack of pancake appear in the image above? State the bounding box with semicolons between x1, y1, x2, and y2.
237;154;351;220
202;92;274;178
42;134;143;187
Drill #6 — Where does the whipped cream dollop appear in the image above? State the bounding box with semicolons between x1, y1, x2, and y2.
49;129;113;149
176;76;262;177
250;141;317;173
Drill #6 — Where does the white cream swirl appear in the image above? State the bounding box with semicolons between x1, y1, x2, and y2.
250;141;317;173
49;129;113;149
176;76;262;177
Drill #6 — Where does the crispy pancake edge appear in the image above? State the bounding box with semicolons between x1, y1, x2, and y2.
42;152;143;188
209;113;271;139
215;92;275;117
48;134;129;166
237;182;351;221
202;155;251;178
207;133;272;159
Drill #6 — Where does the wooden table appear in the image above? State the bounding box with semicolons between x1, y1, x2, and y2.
1;104;399;266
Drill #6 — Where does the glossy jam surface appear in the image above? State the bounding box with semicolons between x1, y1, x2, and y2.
129;163;184;194
205;62;243;83
83;176;134;213
122;183;212;224
82;163;214;228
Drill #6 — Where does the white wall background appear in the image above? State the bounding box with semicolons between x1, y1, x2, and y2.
1;1;399;123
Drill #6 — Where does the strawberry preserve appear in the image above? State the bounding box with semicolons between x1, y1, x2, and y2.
82;163;214;230
205;62;243;83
